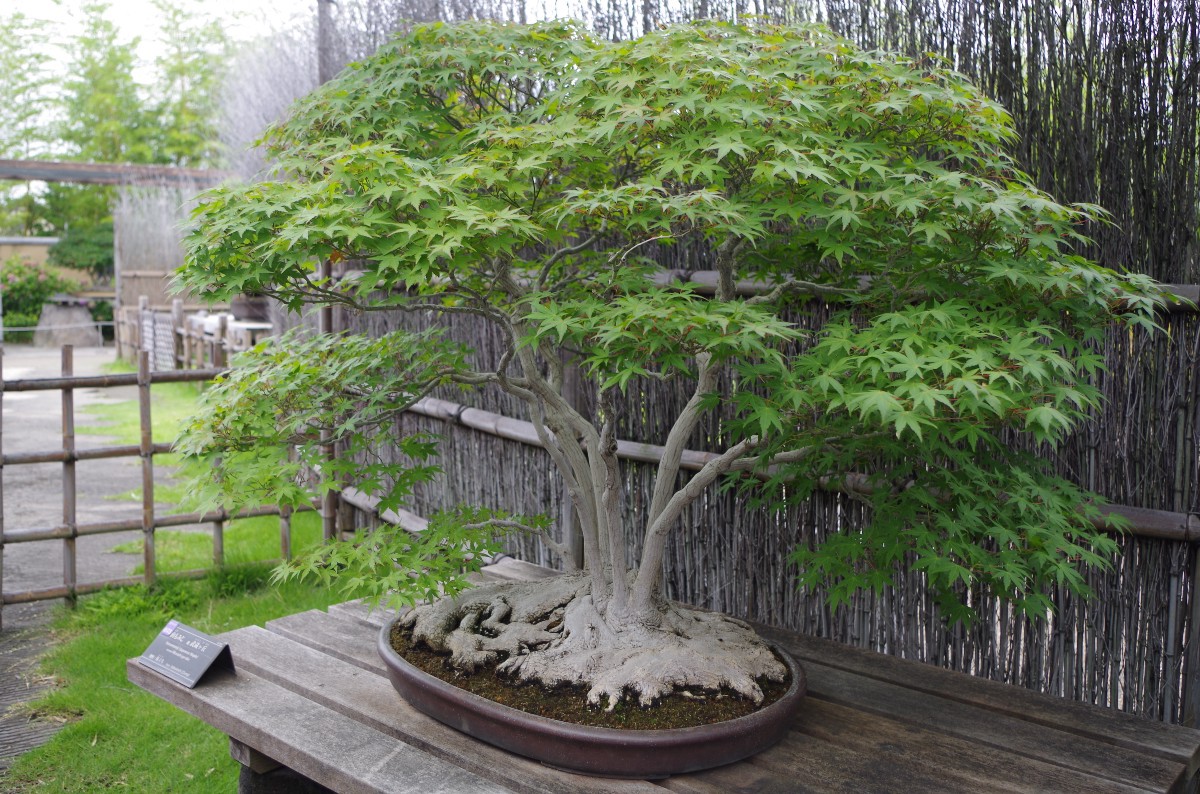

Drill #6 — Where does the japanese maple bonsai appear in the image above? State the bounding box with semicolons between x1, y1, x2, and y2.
176;20;1160;724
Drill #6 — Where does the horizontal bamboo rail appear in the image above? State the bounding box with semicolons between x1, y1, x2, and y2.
1;367;226;393
0;561;281;606
406;396;1200;544
1;505;314;545
340;267;1200;313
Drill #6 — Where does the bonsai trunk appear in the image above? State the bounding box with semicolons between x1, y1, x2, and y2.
401;353;787;709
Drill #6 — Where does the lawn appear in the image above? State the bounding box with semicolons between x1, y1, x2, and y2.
1;360;342;792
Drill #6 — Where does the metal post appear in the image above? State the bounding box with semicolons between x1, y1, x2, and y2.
1184;548;1200;727
317;0;337;85
319;261;337;543
138;351;156;586
317;1;340;543
62;346;77;607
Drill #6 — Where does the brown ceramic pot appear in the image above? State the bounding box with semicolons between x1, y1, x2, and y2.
377;615;806;779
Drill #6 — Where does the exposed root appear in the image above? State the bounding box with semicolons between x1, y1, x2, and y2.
401;574;786;710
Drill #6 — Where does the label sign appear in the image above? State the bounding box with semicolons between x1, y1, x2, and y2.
138;619;233;689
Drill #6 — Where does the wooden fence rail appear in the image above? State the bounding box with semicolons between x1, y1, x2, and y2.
0;348;311;629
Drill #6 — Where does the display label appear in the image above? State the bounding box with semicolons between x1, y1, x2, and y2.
138;619;233;689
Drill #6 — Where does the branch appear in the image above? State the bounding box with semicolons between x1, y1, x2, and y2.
460;519;579;572
528;397;607;589
744;278;858;305
714;236;746;302
537;223;605;288
630;435;763;610
596;389;628;610
646;352;717;528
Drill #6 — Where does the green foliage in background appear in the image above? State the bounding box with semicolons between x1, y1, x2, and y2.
178;20;1163;623
0;256;71;340
47;221;115;277
0;0;231;236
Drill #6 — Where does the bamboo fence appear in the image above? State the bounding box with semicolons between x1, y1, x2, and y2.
0;348;309;630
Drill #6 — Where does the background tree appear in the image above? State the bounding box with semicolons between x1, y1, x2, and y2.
150;0;230;168
178;21;1163;708
0;13;55;235
42;1;156;233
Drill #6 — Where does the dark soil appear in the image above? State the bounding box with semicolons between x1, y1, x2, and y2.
390;624;790;730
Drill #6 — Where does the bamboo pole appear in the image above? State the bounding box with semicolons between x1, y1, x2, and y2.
138;352;155;587
2;504;314;544
62;346;77;608
2;367;224;392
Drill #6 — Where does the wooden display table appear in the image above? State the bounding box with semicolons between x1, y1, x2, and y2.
128;558;1200;793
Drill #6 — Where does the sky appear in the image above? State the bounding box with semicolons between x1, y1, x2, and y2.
7;0;306;66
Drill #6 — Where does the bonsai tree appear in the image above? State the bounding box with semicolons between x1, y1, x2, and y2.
177;20;1161;710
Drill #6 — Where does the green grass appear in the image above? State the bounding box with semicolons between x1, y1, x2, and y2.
110;513;323;573
2;572;348;793
0;359;341;792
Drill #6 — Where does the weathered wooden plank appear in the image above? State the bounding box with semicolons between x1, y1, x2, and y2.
327;600;395;630
664;761;829;794
268;609;388;675
125;659;509;794
704;728;978;794
799;658;1182;791
757;623;1200;771
483;556;562;582
222;625;664;794
782;698;1153;793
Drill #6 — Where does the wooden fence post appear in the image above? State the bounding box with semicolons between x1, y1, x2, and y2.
215;315;228;369
138;351;156;587
62;346;77;608
280;505;293;562
171;299;184;370
137;296;150;359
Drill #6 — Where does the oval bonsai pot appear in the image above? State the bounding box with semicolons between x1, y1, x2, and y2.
377;615;807;778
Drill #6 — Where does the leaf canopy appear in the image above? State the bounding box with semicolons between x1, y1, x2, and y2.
179;20;1163;621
